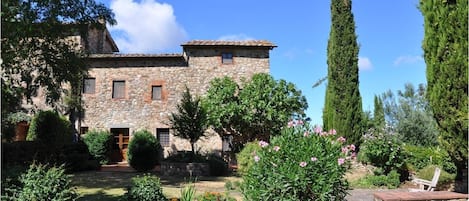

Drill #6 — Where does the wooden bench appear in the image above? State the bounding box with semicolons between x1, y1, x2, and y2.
374;191;469;201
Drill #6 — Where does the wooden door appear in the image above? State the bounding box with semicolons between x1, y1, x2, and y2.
110;128;129;162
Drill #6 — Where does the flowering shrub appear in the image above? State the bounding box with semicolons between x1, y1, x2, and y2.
236;141;261;176
242;120;354;201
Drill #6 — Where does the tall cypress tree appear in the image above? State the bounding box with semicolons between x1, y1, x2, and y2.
323;0;363;147
420;0;468;180
373;95;385;130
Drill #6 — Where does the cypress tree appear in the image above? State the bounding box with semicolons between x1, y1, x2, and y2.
420;0;468;180
373;95;385;130
323;0;363;147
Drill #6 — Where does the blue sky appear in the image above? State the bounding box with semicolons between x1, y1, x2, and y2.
99;0;427;125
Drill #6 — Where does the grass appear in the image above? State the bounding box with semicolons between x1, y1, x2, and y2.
71;171;243;201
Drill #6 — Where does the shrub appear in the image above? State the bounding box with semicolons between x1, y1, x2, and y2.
164;151;206;163
197;192;236;201
180;182;196;201
353;170;401;189
127;130;162;172
236;141;261;176
125;174;166;201
403;145;456;174
83;130;113;165
7;163;78;201
207;154;228;176
358;132;407;179
242;121;354;201
27;110;73;147
417;165;455;186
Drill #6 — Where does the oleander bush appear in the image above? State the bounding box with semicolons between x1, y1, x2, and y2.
83;130;113;165
124;174;166;201
242;120;354;201
236;141;261;176
27;110;73;147
127;130;162;172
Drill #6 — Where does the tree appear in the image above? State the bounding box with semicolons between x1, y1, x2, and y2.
1;0;116;134
323;0;363;148
420;0;468;180
170;87;208;155
382;83;439;147
373;95;385;130
204;73;308;151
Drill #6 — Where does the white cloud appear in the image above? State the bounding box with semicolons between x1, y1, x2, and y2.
217;34;254;41
109;0;187;53
393;55;424;66
358;57;373;71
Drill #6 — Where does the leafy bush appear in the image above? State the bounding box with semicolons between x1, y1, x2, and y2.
83;130;113;165
358;132;408;180
3;163;78;201
27;110;73;147
403;145;456;174
416;165;455;186
242;121;354;200
164;151;207;163
124;174;166;201
353;170;401;189
236;141;261;176
197;192;236;201
127;130;162;172
207;154;228;176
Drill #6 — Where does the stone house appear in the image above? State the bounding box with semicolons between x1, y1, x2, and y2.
76;27;276;161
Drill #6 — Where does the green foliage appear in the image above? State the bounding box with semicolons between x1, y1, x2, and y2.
353;170;401;189
420;0;468;179
242;121;353;201
127;130;162;172
180;182;196;201
4;163;78;201
324;0;363;149
124;174;166;201
27;110;73;147
197;192;236;201
83;130;113;165
382;83;439;146
204;73;308;152
403;145;456;174
164;151;207;163
373;95;385;130
358;131;407;179
170;86;208;155
236;141;261;176
417;165;455;186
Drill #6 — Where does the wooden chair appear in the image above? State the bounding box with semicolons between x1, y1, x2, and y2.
409;167;441;192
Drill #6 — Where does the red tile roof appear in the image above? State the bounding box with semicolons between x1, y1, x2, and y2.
181;40;277;48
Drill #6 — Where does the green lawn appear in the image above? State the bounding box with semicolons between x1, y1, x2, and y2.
71;171;243;201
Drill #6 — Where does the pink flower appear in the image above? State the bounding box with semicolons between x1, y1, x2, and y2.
273;146;280;152
337;136;346;143
349;144;356;151
287;121;294;128
299;161;307;167
341;147;349;154
296;120;304;125
311;157;317;162
329;129;337;135
254;155;260;162
314;125;323;134
259;140;269;148
338;158;345;165
303;131;310;137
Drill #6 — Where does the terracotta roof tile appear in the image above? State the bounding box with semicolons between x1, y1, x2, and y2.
89;53;183;58
181;40;277;48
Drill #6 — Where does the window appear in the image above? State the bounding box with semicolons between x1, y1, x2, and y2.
152;86;162;100
157;128;170;147
222;53;233;64
112;80;125;99
83;78;96;94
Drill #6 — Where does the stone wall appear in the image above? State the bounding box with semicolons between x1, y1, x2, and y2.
82;47;270;156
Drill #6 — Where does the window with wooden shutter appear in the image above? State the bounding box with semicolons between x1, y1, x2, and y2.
112;80;125;99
